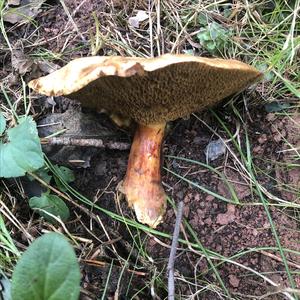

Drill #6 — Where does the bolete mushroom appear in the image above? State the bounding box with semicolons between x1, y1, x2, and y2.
28;54;262;228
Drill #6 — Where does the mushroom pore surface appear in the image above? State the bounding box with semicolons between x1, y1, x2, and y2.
29;55;262;125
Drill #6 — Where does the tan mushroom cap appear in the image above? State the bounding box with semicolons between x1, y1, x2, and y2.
29;54;262;125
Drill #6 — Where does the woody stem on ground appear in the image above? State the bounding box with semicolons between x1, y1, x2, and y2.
121;123;167;228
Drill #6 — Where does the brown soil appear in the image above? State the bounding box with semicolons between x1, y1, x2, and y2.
1;1;299;300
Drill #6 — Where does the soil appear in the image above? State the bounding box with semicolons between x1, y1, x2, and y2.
1;1;299;300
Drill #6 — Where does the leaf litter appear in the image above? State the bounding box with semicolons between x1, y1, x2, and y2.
3;0;46;24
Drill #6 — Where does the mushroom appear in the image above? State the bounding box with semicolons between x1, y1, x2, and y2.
28;54;262;228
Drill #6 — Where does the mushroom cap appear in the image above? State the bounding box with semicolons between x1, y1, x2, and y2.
29;54;262;125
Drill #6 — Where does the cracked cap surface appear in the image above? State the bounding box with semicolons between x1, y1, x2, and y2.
29;54;262;125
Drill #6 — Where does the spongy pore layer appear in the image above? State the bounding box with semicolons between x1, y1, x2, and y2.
29;54;262;125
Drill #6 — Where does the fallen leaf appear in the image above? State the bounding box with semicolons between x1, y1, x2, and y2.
128;10;148;28
1;73;19;87
11;42;59;77
37;60;60;74
11;47;33;75
3;0;46;24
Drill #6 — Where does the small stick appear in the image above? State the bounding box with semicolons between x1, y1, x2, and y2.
260;250;300;269
41;137;130;150
167;201;184;300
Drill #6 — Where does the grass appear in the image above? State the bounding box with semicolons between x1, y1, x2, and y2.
0;213;20;272
0;0;300;299
38;153;300;299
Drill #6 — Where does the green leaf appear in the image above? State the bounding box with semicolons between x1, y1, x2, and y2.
206;41;216;51
0;111;6;135
0;273;12;300
28;167;52;184
53;165;75;183
223;8;232;18
0;116;44;178
198;12;208;25
29;193;70;223
255;63;274;81
183;49;194;55
209;23;220;40
197;30;211;42
53;165;75;191
11;232;81;300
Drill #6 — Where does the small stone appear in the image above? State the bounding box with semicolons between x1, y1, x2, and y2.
253;145;263;154
204;218;212;225
199;201;205;208
229;274;240;288
273;133;282;142
205;139;226;161
206;195;214;201
227;204;235;213
263;221;270;229
216;204;236;225
258;134;268;144
216;245;222;252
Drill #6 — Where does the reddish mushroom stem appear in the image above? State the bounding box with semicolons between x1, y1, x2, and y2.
122;123;167;227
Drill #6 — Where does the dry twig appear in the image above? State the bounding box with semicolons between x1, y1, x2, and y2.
41;137;130;150
167;201;184;300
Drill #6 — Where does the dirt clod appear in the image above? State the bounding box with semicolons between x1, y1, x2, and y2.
216;204;236;225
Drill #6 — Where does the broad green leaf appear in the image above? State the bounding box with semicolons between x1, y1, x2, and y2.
0;273;12;300
197;30;210;42
0;112;6;135
223;8;232;18
209;23;219;40
0;116;44;178
254;63;274;82
11;232;80;300
53;165;75;191
198;12;208;25
206;41;216;51
28;167;52;184
29;193;70;223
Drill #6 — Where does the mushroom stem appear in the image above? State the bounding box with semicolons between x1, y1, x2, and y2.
122;123;167;228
